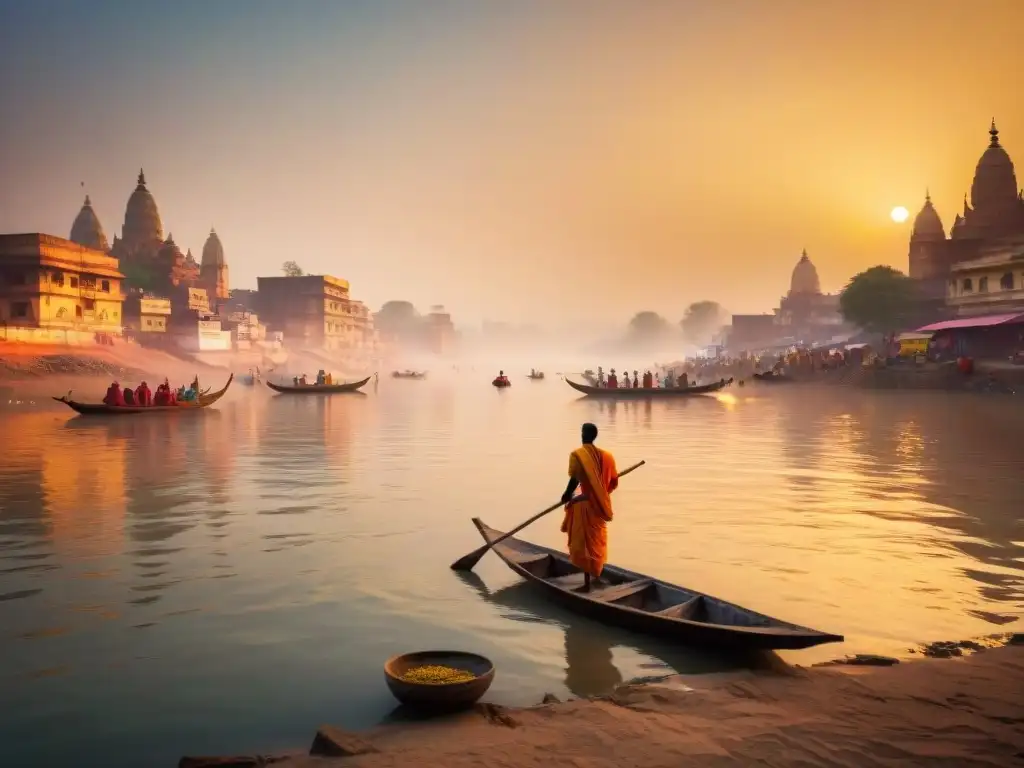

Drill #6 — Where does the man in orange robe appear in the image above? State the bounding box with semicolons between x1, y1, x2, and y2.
560;422;619;592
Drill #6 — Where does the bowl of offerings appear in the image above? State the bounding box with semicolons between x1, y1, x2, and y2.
383;650;495;711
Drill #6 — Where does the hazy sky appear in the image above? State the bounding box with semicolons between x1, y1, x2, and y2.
1;0;1022;328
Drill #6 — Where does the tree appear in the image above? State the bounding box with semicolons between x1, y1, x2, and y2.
680;301;727;345
281;260;304;277
120;261;159;293
840;266;920;334
627;311;672;339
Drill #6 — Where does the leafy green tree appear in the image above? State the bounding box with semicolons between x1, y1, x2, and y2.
840;266;920;333
281;260;304;277
680;301;727;345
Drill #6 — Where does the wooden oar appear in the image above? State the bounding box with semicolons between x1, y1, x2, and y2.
449;459;646;572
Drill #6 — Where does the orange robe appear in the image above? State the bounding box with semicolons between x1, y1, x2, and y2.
561;444;618;577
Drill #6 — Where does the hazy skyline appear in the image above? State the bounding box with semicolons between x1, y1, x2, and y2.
1;0;1022;327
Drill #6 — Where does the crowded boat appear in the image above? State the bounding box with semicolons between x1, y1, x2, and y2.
585;366;692;389
101;376;202;407
291;370;334;387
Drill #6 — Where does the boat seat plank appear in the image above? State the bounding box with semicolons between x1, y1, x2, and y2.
655;595;706;620
590;579;653;602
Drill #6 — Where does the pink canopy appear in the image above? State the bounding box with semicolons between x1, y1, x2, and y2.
916;313;1024;333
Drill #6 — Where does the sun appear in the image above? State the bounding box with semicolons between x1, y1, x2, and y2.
891;206;910;223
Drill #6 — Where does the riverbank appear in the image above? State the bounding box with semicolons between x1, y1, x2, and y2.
181;636;1024;767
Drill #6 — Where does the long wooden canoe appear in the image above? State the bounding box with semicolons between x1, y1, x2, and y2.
265;375;371;394
53;374;234;416
565;377;732;398
392;371;427;379
472;519;843;651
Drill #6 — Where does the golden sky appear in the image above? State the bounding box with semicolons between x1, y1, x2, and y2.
1;0;1021;327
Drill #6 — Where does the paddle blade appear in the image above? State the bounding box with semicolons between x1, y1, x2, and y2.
450;545;488;572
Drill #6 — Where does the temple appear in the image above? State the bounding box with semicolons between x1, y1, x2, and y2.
68;170;228;307
909;120;1024;301
773;250;844;341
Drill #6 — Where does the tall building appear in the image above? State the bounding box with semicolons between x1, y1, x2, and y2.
773;250;844;341
256;274;376;351
909;121;1024;300
0;233;124;333
200;228;229;303
67;170;229;300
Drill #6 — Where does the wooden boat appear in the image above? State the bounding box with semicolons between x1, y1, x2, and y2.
752;371;793;383
473;519;843;651
565;377;732;398
492;378;512;388
527;372;545;380
392;371;427;380
53;374;233;416
265;375;371;395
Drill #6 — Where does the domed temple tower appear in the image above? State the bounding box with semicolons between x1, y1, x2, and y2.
907;121;1024;299
121;169;163;251
200;228;229;302
789;249;821;294
69;195;110;252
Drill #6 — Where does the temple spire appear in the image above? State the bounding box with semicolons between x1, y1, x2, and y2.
989;118;1000;148
137;168;147;188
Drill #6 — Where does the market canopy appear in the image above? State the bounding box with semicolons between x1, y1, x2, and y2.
916;313;1024;333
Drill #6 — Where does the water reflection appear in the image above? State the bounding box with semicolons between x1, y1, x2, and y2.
455;571;746;698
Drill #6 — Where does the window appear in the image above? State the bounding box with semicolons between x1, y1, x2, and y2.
76;305;83;318
51;271;65;286
70;277;79;288
1001;272;1014;290
84;298;95;310
962;278;973;292
979;276;989;292
101;280;110;292
12;302;30;318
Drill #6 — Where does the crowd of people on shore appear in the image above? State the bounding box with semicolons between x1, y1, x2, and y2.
101;376;202;407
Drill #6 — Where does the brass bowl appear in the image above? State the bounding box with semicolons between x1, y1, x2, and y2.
383;650;495;712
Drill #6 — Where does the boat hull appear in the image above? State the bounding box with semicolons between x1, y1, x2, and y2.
472;519;843;652
265;376;371;394
54;374;234;416
564;378;732;398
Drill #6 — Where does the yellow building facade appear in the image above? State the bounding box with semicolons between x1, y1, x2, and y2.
946;238;1024;317
0;233;125;332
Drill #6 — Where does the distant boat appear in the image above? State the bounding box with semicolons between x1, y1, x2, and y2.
266;376;371;395
527;372;545;380
564;378;731;398
392;371;427;380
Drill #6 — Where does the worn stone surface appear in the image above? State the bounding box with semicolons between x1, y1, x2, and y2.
309;725;378;757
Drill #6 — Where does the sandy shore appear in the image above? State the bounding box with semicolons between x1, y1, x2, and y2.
181;639;1024;768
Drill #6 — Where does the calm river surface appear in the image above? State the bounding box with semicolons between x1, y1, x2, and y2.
1;377;1022;767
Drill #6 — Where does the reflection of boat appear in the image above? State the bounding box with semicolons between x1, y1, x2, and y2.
752;371;792;383
392;371;427;380
240;374;260;386
53;375;233;416
455;572;750;697
265;376;371;395
565;378;732;398
472;519;843;651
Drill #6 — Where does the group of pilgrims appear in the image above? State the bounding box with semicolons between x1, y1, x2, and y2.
592;366;691;389
102;376;201;407
291;369;334;386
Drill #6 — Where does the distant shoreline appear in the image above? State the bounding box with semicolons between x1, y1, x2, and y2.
179;633;1024;768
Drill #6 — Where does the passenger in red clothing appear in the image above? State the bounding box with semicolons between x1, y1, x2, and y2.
135;381;152;406
102;382;125;406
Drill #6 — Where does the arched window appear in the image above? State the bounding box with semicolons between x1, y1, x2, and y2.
1001;272;1014;290
962;278;973;292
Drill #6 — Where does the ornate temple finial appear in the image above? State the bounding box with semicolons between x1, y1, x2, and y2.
137;168;147;188
165;232;174;244
210;226;216;235
801;247;808;259
925;187;931;202
989;118;1000;148
84;194;92;206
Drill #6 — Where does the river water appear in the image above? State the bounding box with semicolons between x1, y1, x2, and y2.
1;376;1021;767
